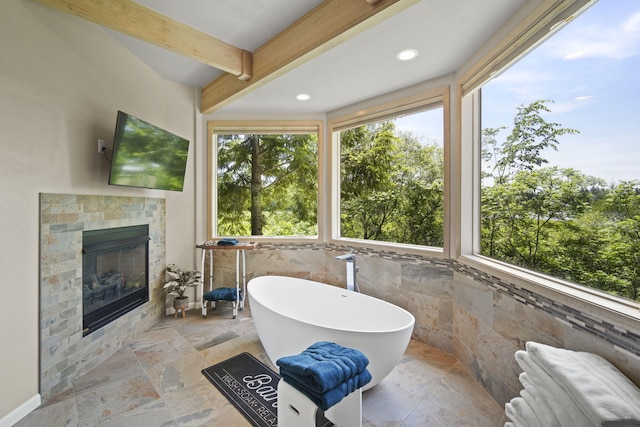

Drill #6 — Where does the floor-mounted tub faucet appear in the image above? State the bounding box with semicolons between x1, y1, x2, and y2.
334;251;359;292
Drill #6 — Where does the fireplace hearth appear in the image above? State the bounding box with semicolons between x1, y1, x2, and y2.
82;224;150;336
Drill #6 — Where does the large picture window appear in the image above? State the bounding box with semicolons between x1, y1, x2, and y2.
208;121;320;238
331;88;448;250
477;0;640;302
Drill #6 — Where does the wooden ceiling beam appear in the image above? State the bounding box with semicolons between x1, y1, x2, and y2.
33;0;252;79
200;0;419;114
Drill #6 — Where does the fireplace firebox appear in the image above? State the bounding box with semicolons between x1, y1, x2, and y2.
82;224;150;336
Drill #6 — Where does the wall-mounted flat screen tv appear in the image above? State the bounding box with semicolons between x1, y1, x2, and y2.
108;111;189;191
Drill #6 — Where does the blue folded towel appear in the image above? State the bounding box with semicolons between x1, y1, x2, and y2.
282;369;372;411
203;287;242;301
217;238;239;246
275;341;370;393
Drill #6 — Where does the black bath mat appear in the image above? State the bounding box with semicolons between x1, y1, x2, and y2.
202;352;333;427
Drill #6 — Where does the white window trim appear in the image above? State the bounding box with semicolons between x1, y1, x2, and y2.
207;120;324;242
328;86;450;258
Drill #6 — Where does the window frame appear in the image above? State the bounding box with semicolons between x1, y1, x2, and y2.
328;86;451;257
207;120;323;242
457;0;640;318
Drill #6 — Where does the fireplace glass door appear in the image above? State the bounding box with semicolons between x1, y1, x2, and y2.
82;224;149;336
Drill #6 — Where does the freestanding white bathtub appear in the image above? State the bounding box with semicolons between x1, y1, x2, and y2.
247;275;415;390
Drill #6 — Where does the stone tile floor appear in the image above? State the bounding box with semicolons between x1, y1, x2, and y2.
17;304;507;426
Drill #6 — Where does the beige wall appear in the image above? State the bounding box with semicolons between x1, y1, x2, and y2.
0;0;197;421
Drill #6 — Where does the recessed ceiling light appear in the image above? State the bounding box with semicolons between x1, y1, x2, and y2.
396;49;419;61
296;93;311;101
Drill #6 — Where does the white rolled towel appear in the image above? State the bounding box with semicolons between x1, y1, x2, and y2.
520;372;561;427
526;342;640;426
505;396;543;427
516;350;596;427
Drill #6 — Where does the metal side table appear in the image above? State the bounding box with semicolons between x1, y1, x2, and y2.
196;242;256;318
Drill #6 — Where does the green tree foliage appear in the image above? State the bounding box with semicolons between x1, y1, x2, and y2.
602;182;640;300
340;122;399;241
482;100;579;183
216;133;318;236
481;99;639;302
340;121;444;246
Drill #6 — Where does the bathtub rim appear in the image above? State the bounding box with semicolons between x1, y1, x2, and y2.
247;275;415;335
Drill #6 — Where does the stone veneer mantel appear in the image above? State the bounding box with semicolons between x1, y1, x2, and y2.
39;194;166;402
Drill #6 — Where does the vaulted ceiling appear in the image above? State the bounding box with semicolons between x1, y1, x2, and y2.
34;0;529;115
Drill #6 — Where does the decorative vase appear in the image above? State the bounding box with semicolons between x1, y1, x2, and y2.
173;296;189;318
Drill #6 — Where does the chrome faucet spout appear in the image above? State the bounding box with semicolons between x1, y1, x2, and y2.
335;252;358;292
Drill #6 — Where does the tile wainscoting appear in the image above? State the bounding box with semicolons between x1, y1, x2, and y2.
453;262;640;404
203;242;640;406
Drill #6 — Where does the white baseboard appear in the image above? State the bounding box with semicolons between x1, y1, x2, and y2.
0;394;41;427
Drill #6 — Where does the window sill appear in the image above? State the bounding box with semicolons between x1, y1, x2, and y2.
329;237;446;258
458;254;640;324
216;235;322;244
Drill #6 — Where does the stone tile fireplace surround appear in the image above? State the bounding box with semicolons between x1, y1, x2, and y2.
40;194;165;402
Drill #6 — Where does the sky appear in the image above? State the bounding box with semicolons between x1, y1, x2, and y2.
482;0;640;184
396;0;640;184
